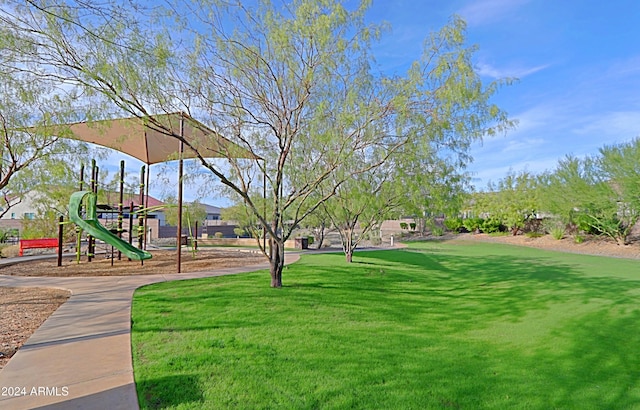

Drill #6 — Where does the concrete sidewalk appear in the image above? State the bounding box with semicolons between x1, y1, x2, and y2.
0;254;299;409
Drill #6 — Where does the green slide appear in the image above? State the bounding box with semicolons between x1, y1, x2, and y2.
69;191;152;261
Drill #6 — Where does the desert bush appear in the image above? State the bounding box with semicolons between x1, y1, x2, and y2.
444;217;463;232
431;227;444;236
481;218;502;234
542;218;566;240
0;228;19;243
370;237;382;246
550;227;565;240
462;217;483;233
1;245;19;258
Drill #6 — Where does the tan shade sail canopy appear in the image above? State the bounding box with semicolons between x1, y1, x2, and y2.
56;111;256;164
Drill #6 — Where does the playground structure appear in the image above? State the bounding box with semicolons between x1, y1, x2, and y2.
19;159;154;266
69;159;152;264
36;112;257;272
69;190;151;261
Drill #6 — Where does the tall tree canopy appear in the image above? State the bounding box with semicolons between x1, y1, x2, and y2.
0;8;93;218
1;0;511;286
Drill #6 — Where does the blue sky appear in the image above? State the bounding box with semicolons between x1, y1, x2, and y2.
367;0;640;189
105;0;640;204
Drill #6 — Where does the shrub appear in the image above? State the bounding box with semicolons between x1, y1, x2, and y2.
431;227;444;236
444;217;463;233
462;217;483;233
307;236;314;246
574;234;584;244
214;232;224;238
480;218;502;234
370;237;382;246
0;245;19;258
550;227;565;240
543;218;566;240
0;228;18;243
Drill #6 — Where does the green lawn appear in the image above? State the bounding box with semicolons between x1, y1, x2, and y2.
131;241;640;409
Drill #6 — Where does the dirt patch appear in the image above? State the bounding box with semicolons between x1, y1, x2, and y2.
446;233;640;259
0;287;71;369
0;248;266;369
0;249;266;276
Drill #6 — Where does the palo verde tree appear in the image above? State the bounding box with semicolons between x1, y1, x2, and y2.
598;138;640;230
3;1;511;286
539;155;630;243
317;16;512;261
475;170;541;235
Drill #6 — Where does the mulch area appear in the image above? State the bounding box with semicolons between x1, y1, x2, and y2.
445;232;640;259
1;249;266;276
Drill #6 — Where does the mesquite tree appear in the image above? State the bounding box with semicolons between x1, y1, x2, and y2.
0;14;93;219
2;1;510;286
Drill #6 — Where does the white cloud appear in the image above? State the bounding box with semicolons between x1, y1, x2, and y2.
502;137;545;153
458;0;531;26
476;62;550;79
604;55;640;79
572;111;640;140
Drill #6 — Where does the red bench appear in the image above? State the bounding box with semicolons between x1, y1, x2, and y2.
19;238;59;256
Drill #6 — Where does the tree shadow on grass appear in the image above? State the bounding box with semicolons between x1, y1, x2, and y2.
525;308;640;408
136;374;204;409
131;247;640;408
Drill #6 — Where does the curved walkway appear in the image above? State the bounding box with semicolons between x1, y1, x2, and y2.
0;253;300;410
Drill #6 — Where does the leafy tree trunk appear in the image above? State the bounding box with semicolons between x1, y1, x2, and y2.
317;228;325;250
345;248;353;263
342;226;354;263
314;221;326;250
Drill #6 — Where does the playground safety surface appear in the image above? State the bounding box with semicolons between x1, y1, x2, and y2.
1;249;264;276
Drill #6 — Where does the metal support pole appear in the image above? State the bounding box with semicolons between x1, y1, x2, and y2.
57;216;63;267
177;114;185;273
144;164;150;249
118;160;124;260
77;163;84;263
128;201;134;262
194;221;198;251
138;166;145;266
88;159;96;262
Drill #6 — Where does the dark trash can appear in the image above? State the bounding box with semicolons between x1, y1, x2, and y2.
294;237;308;249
